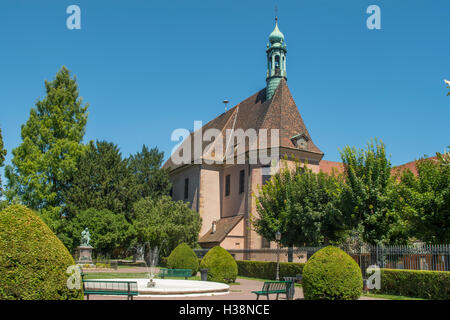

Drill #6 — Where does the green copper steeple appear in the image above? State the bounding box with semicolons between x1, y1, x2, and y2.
266;17;287;100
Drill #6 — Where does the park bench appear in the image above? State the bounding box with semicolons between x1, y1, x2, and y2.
158;268;192;279
252;281;293;300
82;279;139;300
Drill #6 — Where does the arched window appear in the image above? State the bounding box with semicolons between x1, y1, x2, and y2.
275;55;280;69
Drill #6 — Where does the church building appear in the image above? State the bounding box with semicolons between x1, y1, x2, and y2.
164;19;327;254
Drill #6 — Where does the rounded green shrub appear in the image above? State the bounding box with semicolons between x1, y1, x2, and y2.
200;246;238;283
0;205;83;300
167;243;199;276
302;246;362;300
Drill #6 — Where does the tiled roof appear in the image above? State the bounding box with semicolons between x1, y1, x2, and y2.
164;79;323;170
391;156;438;176
319;160;344;175
198;215;244;244
318;156;438;177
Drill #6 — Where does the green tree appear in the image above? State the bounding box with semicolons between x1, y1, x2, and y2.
398;157;450;243
128;145;172;201
7;66;88;230
63;140;134;219
253;162;348;247
340;139;407;244
64;208;135;256
436;147;450;165
3;165;21;204
132;196;201;258
0;128;6;195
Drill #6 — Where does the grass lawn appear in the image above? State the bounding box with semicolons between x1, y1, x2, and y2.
362;293;425;300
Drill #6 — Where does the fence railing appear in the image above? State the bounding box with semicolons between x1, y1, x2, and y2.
194;244;450;278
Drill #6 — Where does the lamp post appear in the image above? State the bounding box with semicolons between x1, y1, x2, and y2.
275;230;281;281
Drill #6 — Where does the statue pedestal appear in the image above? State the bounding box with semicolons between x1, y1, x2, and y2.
76;245;94;266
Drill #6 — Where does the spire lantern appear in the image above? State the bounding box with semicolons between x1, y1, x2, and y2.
266;18;287;100
269;19;284;44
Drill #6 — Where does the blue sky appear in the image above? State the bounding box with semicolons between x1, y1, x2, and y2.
0;0;449;185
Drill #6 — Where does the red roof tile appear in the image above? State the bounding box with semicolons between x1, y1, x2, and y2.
164;80;323;170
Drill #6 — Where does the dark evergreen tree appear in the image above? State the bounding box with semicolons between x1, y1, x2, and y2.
128;145;172;202
64;140;134;218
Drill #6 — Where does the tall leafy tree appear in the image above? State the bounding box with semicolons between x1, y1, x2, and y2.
0;128;6;196
64;140;134;218
340;139;407;244
253;162;348;247
132;196;202;258
128;145;172;201
8;66;88;230
436;147;450;165
3;165;21;204
398;157;450;243
65;208;135;256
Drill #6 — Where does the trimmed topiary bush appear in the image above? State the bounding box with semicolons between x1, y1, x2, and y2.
302;246;362;300
200;246;238;283
0;205;83;300
167;243;199;276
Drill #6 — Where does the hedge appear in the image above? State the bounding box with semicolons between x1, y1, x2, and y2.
236;260;305;280
0;205;83;300
375;269;450;300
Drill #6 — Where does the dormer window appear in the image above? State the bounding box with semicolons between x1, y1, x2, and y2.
291;133;309;150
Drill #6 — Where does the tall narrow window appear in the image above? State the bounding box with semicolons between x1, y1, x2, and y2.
261;237;271;249
239;169;245;194
262;165;271;186
225;174;231;197
184;178;189;199
275;55;280;68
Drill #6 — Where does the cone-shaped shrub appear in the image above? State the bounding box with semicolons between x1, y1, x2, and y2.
200;246;238;283
0;205;83;300
302;246;362;300
167;243;199;276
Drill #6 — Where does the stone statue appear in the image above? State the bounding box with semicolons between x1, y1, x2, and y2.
80;227;91;246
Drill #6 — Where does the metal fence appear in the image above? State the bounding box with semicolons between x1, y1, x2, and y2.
195;244;450;278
